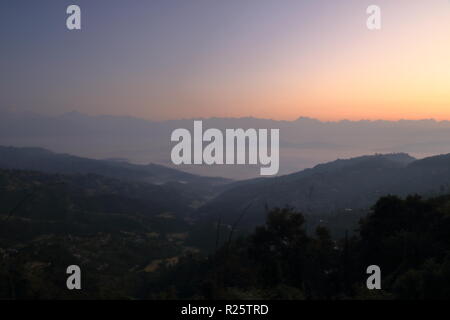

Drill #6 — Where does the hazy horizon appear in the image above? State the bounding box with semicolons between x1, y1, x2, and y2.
3;110;450;179
5;109;450;124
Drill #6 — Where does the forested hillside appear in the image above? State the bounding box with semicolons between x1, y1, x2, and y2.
3;151;450;299
199;153;450;226
149;195;450;299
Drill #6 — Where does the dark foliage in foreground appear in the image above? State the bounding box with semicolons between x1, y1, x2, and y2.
151;195;450;299
2;167;450;299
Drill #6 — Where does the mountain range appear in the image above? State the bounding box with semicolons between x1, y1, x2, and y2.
4;111;450;179
0;145;230;207
198;152;450;226
3;145;450;228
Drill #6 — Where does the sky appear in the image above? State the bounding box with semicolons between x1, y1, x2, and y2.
1;0;449;121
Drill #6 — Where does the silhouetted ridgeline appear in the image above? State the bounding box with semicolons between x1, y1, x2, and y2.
200;153;450;226
3;146;450;229
0;146;231;207
0;145;230;186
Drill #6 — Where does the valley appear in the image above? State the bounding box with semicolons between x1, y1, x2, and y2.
2;146;450;299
